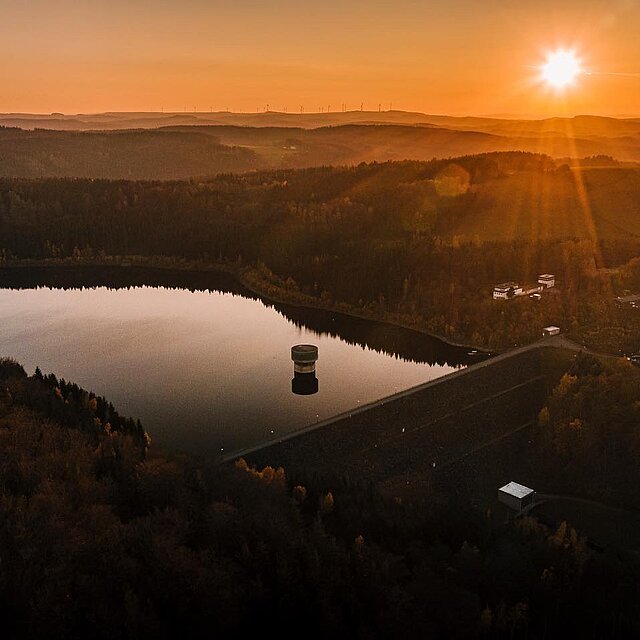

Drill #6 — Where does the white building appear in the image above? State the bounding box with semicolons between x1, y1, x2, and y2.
538;274;555;288
493;281;544;299
493;282;523;299
498;482;535;512
542;326;560;336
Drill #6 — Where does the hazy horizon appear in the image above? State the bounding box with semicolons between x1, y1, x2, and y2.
2;0;639;117
2;109;639;121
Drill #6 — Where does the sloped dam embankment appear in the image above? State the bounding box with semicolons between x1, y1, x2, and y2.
245;346;576;502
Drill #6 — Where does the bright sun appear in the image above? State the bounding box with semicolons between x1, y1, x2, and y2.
540;49;582;89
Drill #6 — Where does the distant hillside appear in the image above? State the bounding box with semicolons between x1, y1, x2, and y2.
2;110;640;135
178;123;640;165
1;154;639;248
0;128;259;179
0;110;437;131
438;166;640;242
2;119;640;179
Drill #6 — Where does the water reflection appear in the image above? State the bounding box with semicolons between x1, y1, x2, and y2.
0;265;482;367
291;372;319;396
0;265;486;456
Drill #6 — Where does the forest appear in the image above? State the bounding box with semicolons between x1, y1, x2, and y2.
2;116;640;180
535;353;640;507
1;357;639;639
0;126;260;180
1;152;640;350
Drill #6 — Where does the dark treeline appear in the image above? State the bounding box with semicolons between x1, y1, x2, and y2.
2;154;640;349
0;359;147;450
0;264;247;293
1;358;639;638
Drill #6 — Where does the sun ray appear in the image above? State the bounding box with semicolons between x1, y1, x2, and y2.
558;116;607;279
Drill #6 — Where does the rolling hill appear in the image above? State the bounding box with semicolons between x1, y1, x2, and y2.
2;116;640;179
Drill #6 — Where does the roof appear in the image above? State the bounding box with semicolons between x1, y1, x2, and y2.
543;325;560;331
538;273;555;279
616;294;640;304
291;344;319;362
494;281;519;289
499;482;534;499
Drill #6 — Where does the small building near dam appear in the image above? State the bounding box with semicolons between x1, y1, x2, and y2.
494;274;555;300
542;326;560;337
493;282;523;299
498;482;535;512
493;282;543;299
538;274;555;288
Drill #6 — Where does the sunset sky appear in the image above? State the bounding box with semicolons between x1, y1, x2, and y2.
2;0;639;116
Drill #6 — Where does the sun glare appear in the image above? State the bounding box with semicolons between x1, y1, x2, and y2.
540;49;582;89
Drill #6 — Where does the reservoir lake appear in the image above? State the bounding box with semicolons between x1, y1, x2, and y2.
0;267;480;458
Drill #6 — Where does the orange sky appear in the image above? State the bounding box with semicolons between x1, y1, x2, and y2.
2;0;639;116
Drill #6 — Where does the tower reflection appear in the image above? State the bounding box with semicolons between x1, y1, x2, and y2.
291;371;319;395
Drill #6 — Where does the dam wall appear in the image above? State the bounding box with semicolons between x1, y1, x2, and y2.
243;345;577;489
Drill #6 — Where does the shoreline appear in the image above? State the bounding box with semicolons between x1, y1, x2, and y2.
0;257;493;355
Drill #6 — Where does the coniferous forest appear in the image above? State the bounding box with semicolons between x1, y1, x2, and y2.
1;153;640;351
5;0;640;636
2;142;640;640
1;150;640;635
1;358;639;639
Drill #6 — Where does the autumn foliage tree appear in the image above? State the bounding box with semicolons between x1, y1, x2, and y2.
535;353;640;504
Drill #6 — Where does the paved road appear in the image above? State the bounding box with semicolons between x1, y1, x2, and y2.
524;493;640;550
532;493;640;518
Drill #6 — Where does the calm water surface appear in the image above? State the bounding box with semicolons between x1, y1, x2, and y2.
0;269;477;457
